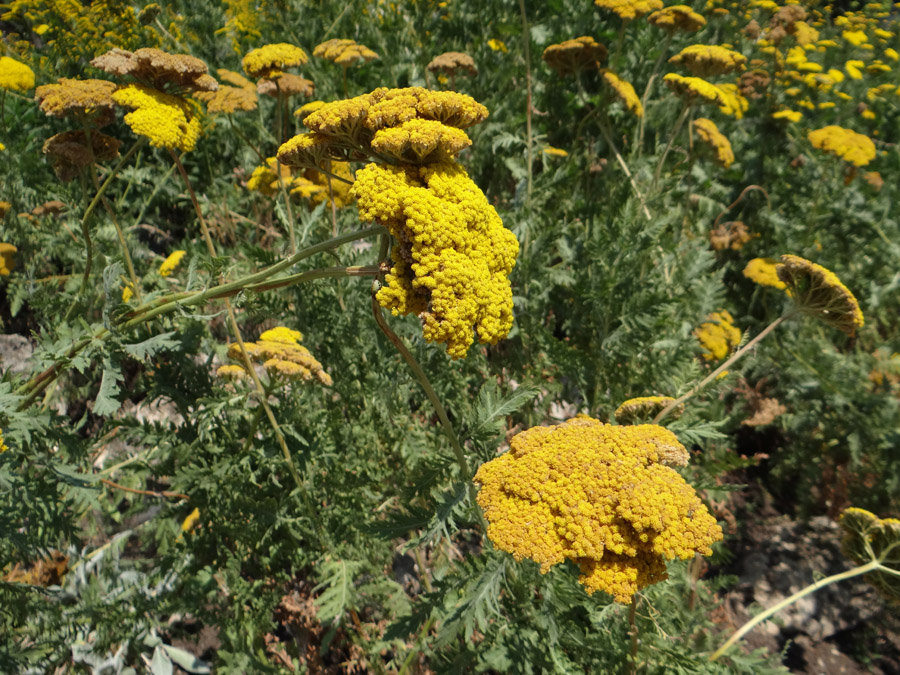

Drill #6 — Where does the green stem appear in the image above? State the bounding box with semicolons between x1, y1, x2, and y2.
709;560;882;661
652;313;791;424
517;0;534;205
651;104;690;192
597;115;652;221
628;595;639;674
635;34;672;157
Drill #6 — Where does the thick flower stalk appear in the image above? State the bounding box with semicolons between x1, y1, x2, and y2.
475;417;722;603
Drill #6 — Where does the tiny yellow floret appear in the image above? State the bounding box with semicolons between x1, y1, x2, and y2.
158;250;186;277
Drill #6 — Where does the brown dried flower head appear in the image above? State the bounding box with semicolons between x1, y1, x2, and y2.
43;130;121;182
258;73;315;98
427;52;478;77
35;78;117;124
542;36;607;76
739;69;770;99
709;221;753;251
91;47;217;94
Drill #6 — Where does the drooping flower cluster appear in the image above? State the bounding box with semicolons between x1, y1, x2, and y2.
541;37;607;76
839;507;900;603
743;257;786;290
594;0;663;21
218;326;332;385
695;310;742;361
776;255;864;335
353;161;518;358
0;56;35;92
475;417;722;603
647;5;706;33
808;125;876;167
614;396;683;424
692;118;734;168
669;44;747;77
599;70;643;116
313;39;379;68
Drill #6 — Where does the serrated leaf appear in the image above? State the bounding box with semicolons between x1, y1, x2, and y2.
407;481;468;549
435;554;507;646
123;332;179;361
313;558;363;625
474;383;539;435
51;463;100;488
94;360;124;416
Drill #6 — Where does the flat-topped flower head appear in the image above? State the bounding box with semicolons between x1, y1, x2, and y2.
242;43;308;79
542;36;608;76
474;417;721;603
743;258;786;290
615;396;684;426
313;38;379;67
295;100;326;121
696;310;741;360
777;255;864;335
599;69;642;116
92;48;217;94
692;118;734;168
216;68;255;91
257;73;315;98
808;125;876;167
0;56;35;92
194;86;258;114
663;73;725;105
353;161;519;359
112;84;202;151
224;326;332;386
43;130;121;182
839;507;900;603
669;44;747;76
594;0;664;21
427;52;478;77
370;119;472;163
648;5;706;33
35;78;117;124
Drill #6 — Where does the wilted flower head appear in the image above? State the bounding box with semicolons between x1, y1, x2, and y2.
35;78;117;124
696;310;742;361
808;125;876;167
599;69;642;116
709;221;753;251
615;396;684;425
776;255;864;335
313;38;379;67
257;73;314;98
648;5;706;32
0;56;35;92
475;417;721;603
112;84;202;151
839;507;900;604
427;52;478;77
594;0;664;21
541;36;607;76
692;118;734;168
669;44;747;76
43;130;121;182
663;73;725;104
92;48;217;94
743;257;786;290
242;43;308;79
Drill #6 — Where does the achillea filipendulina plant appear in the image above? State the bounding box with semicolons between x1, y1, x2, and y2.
313;39;379;68
840;507;900;604
158;250;186;277
594;0;663;21
541;37;607;76
808;125;876;167
662;73;725;105
743;257;786;290
776;254;864;335
474;417;722;603
35;78;117;122
696;310;742;361
222;326;333;385
194;85;257;114
111;85;202;151
647;5;706;33
242;43;308;79
692;118;734;168
0;56;35;92
91;48;217;94
599;69;643;116
0;243;16;275
669;44;747;76
715;83;748;119
615;396;683;424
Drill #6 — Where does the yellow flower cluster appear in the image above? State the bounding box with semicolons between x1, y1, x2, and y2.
220;326;332;385
594;0;663;21
647;5;706;33
474;417;722;603
695;310;741;361
614;396;683;424
0;428;8;452
663;73;725;105
35;78;117;121
772;109;803;123
839;507;900;603
313;39;379;67
776;255;864;335
0;244;16;276
599;70;643;116
487;39;508;53
278;87;488;168
715;83;748;119
743;258;786;290
353;161;518;359
112;85;202;152
246;157;293;196
0;56;34;92
242;43;308;79
541;37;608;76
158;250;186;277
669;44;748;76
807;125;876;167
247;157;352;208
692;118;734;168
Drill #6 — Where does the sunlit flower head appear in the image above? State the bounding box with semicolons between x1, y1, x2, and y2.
663;73;725;104
808;125;876;167
0;56;35;92
695;310;741;361
159;250;186;277
669;44;747;76
92;48;217;94
313;38;379;67
599;69;643;116
776;255;864;335
242;43;308;79
594;0;664;21
112;84;202;151
194;85;258;114
743;257;786;290
35;78;117;124
648;5;706;32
